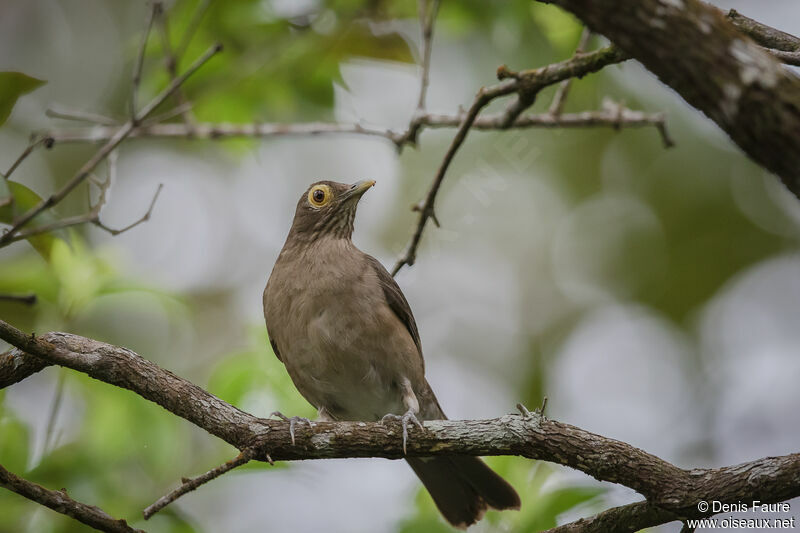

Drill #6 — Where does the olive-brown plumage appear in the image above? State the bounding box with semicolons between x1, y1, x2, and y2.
263;180;520;528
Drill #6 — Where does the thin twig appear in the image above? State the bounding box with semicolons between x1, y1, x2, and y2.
391;82;514;275
143;448;257;519
390;45;631;275
0;42;222;247
38;105;669;144
174;0;212;63
2;136;53;181
93;183;163;236
139;102;194;128
153;2;196;127
0;463;144;533
549;27;592;116
415;1;441;113
395;0;442;147
0;293;37;305
131;1;160;121
4;180;163;244
45;106;119;126
42;121;403;144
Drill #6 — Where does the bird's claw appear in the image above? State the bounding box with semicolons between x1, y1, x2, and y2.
270;411;314;445
381;409;424;455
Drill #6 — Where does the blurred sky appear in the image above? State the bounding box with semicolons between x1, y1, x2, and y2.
2;1;800;532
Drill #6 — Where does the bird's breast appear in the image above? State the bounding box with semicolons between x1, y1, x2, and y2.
265;245;406;419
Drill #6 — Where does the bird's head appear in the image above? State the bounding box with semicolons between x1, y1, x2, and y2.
288;180;376;241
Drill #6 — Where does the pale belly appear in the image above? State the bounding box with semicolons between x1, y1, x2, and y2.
282;306;407;421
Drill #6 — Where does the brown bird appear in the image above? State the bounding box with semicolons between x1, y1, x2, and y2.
263;180;520;528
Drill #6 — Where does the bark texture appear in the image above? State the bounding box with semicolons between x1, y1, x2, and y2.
1;322;799;525
541;0;800;197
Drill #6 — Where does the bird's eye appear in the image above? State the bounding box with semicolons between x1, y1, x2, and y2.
307;184;332;207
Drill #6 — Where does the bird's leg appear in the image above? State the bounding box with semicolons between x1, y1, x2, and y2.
317;406;334;422
270;411;314;446
380;378;424;454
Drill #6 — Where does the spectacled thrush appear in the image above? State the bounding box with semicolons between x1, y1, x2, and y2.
263;180;520;528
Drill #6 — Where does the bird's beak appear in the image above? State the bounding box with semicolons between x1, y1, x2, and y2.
342;179;376;201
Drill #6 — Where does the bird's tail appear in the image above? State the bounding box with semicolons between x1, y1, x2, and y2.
405;455;520;529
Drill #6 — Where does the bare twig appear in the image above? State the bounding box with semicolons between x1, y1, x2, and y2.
400;0;442;146
3;177;163;244
2;136;53;181
153;2;196;127
93;183;163;236
392;82;515;275
0;293;37;305
42;121;404;144
549;27;592;116
391;45;630;275
139;102;194;128
38;106;668;144
174;0;212;63
46;106;119;126
143;448;257;519
131;2;160;121
0;463;144;533
0;42;222;247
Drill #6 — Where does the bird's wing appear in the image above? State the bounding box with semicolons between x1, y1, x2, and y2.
364;255;423;358
269;336;282;362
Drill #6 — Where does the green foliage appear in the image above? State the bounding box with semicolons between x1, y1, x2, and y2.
0;72;45;128
208;326;314;420
0;181;64;259
146;0;415;124
529;4;583;53
398;458;604;532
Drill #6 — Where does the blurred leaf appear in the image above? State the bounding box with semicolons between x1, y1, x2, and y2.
0;181;64;259
530;4;582;53
49;238;116;317
332;25;414;64
208;326;314;418
0;71;45;127
0;415;30;473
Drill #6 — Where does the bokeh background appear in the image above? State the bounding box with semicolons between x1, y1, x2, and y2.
2;1;800;532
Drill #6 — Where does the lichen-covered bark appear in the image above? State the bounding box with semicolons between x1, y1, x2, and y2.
541;0;800;198
1;321;799;526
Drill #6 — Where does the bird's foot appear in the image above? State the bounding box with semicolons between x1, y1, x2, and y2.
270;411;314;445
380;409;424;454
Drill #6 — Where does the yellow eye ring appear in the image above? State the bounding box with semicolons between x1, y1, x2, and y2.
307;184;332;208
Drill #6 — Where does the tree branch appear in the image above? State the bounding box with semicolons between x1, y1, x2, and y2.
543;500;677;533
725;9;800;52
391;44;631;275
0;42;221;248
1;321;799;533
538;0;800;199
142;448;257;519
0;463;144;533
130;1;160;121
38;106;668;145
